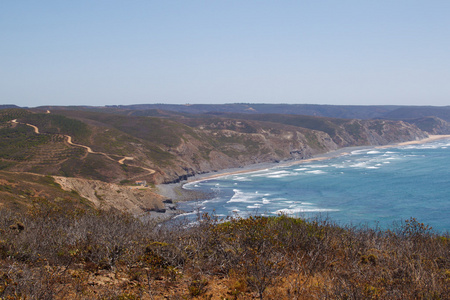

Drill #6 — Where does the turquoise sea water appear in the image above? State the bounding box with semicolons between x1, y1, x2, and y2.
178;138;450;233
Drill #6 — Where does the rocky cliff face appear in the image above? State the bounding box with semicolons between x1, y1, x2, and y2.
156;118;428;184
53;176;165;216
406;117;450;135
330;119;428;147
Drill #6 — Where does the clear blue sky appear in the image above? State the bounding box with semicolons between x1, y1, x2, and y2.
1;1;449;107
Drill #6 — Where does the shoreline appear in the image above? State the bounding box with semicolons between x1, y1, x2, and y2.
182;134;450;186
154;134;450;218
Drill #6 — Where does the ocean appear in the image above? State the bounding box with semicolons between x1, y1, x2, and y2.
177;138;450;233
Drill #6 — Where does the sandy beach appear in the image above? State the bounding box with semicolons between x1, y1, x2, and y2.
181;134;450;186
376;135;450;148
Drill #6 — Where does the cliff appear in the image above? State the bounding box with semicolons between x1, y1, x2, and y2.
53;176;166;216
157;117;428;183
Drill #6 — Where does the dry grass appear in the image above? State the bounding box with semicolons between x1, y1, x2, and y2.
0;204;449;299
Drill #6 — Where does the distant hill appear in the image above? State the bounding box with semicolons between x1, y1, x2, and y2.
103;103;450;134
381;106;450;122
405;116;450;135
0;104;20;109
106;103;404;119
40;103;450;124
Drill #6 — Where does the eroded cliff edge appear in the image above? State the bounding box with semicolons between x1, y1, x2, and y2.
156;118;428;184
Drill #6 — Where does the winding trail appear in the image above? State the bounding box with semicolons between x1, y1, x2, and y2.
12;119;39;134
10;118;156;175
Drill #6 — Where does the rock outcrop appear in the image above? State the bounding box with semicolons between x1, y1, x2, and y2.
53;176;165;216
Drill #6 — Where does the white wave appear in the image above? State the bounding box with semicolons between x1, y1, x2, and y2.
274;208;339;214
173;211;198;219
350;162;368;168
231;176;252;181
305;170;326;174
247;204;262;209
311;164;329;168
351;150;367;155
330;164;346;168
262;198;271;204
182;182;197;189
251;170;282;177
227;189;259;203
252;170;296;178
266;173;295;178
366;166;379;169
294;167;309;171
271;197;288;201
402;144;439;150
367;150;381;154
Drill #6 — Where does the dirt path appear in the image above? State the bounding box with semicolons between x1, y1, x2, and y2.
10;119;156;176
65;135;93;153
118;156;134;164
11;119;39;134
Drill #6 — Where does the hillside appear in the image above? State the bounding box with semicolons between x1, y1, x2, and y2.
0;210;448;299
0;171;91;213
0;108;429;187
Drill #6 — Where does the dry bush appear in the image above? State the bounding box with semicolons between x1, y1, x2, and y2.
0;206;449;299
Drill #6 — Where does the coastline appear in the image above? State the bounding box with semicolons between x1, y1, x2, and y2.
376;134;450;148
153;134;450;220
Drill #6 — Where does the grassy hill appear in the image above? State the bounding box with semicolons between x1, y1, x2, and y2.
0;170;92;213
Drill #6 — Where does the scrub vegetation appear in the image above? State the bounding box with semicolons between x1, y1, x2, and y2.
0;207;448;299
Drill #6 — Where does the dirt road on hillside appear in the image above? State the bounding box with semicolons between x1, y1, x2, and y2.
10;119;156;175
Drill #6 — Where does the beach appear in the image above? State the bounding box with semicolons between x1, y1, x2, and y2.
152;134;450;222
180;134;450;186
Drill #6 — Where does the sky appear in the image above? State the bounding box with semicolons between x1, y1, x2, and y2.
1;1;450;107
